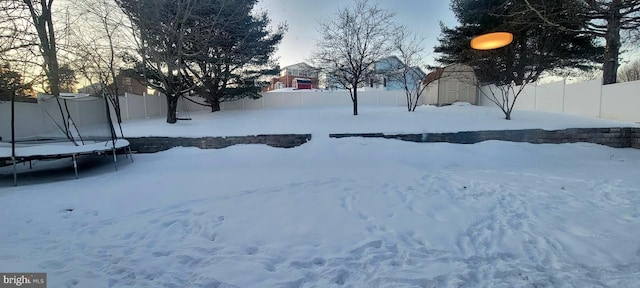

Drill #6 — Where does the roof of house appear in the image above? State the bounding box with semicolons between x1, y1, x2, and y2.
376;56;426;77
425;68;445;84
281;62;315;70
424;63;475;84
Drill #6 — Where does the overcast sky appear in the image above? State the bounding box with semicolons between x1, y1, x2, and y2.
256;0;458;68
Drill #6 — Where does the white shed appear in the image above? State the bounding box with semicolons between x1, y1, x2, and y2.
425;64;478;106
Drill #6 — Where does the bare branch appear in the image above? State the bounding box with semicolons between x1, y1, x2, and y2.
311;0;398;115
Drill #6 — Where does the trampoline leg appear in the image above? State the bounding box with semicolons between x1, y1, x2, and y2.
72;155;78;179
128;146;134;163
29;160;32;169
112;149;118;171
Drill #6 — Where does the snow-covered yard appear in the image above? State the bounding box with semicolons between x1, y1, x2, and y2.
121;104;638;137
1;105;639;287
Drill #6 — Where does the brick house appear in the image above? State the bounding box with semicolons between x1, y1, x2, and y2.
78;72;154;96
266;62;320;91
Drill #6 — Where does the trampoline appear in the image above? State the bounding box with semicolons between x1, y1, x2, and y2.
1;93;132;185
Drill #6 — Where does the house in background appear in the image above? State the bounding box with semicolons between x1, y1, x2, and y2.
366;56;426;91
424;63;478;106
328;56;427;91
325;56;426;91
266;62;320;91
77;72;153;97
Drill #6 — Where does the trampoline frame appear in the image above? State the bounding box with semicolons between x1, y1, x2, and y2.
0;140;133;184
3;93;133;186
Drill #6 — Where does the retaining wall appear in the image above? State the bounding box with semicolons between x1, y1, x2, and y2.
126;128;640;153
331;128;640;149
128;134;312;153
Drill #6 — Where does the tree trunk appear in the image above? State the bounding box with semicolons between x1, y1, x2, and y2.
602;9;621;85
210;96;221;112
411;95;420;111
166;94;178;124
108;96;123;123
505;110;511;120
352;85;358;115
113;95;123;123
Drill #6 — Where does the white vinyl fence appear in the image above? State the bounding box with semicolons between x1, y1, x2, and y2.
3;79;637;141
478;79;640;122
115;90;412;120
111;92;167;121
1;98;110;141
1;90;412;140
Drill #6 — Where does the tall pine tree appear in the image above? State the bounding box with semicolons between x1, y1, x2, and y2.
183;0;285;112
434;0;603;119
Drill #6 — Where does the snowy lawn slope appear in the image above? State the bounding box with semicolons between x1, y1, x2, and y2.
1;136;640;287
121;104;639;137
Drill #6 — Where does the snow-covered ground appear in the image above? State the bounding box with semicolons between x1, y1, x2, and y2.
1;105;640;287
121;104;638;138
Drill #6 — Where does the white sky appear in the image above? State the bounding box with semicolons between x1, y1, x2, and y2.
256;0;458;68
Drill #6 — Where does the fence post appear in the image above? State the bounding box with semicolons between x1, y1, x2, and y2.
533;82;537;110
124;92;130;120
562;78;566;113
143;92;148;118
160;93;165;116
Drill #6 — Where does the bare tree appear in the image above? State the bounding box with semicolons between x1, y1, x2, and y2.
67;0;132;123
0;1;39;100
522;0;640;85
477;82;528;121
0;1;36;55
6;0;77;139
311;0;397;115
1;0;56;92
390;28;428;112
21;0;61;97
618;58;640;82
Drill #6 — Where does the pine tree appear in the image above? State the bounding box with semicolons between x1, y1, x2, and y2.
435;0;603;119
183;0;285;112
0;64;33;102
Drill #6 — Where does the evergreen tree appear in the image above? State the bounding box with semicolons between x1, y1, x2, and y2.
118;0;284;121
118;0;213;123
0;64;33;102
521;0;640;84
58;64;77;93
183;0;285;112
435;0;603;119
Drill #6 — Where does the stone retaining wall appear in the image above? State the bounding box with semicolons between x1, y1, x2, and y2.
127;128;640;153
331;127;640;149
128;134;312;153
